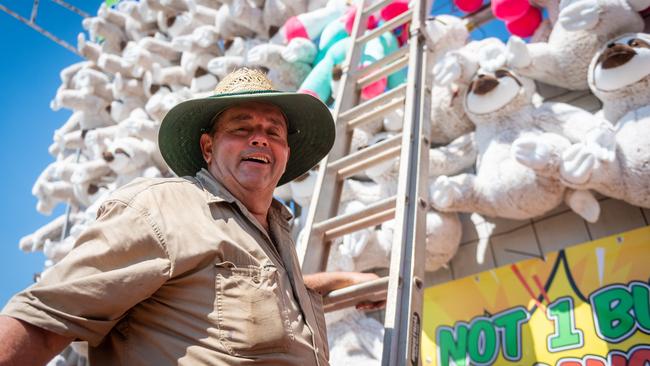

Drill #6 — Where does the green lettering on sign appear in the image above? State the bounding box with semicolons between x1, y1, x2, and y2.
631;282;650;332
437;324;468;366
493;307;529;361
467;318;498;364
547;297;583;352
591;285;636;342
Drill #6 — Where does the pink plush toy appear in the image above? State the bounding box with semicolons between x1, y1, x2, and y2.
379;0;410;46
343;5;378;35
492;0;530;20
454;0;484;12
505;6;542;37
456;0;543;37
283;0;349;42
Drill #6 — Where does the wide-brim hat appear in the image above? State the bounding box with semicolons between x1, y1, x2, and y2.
158;68;335;186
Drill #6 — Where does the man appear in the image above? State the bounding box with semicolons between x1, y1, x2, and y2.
0;68;380;365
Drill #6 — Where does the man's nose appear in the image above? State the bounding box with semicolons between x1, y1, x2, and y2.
249;130;269;147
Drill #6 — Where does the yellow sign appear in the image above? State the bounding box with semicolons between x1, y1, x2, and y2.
422;226;650;366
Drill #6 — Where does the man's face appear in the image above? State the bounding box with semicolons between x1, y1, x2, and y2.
200;101;290;195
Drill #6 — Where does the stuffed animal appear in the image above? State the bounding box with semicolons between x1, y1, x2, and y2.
430;68;604;222
326;307;384;366
247;38;316;91
82;16;127;54
32;157;78;215
506;0;648;90
214;3;256;40
102;136;162;188
428;15;507;143
281;0;349;44
518;33;650;208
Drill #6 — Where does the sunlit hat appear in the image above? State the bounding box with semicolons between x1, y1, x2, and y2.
159;68;335;186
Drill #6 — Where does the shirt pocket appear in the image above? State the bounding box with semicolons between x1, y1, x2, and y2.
214;262;291;356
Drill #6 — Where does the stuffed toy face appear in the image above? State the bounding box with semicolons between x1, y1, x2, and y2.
591;33;650;92
465;69;527;115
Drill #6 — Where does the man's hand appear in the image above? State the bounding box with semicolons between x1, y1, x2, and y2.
0;315;72;366
303;272;386;311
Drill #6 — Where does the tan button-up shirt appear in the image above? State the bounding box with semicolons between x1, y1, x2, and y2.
3;169;329;365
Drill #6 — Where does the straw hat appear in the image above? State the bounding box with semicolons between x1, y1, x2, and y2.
158;68;335;186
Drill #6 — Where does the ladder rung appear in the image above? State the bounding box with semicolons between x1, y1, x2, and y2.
347;95;405;130
355;45;409;83
329;133;402;179
323;276;389;312
339;84;407;122
356;9;413;47
357;55;409;89
313;196;397;241
362;0;395;17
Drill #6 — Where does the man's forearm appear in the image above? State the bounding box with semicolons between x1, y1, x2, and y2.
0;315;72;366
303;271;379;295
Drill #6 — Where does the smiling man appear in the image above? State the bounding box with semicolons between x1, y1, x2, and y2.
0;68;380;366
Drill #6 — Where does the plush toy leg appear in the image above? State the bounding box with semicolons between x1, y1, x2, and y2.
564;189;600;223
512;132;571;177
470;213;495;265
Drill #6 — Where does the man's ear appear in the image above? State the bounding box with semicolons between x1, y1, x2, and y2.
199;133;213;165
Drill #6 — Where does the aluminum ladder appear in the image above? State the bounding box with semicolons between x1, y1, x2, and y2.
297;0;434;364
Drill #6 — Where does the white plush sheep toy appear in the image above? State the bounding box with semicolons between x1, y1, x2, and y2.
506;0;649;90
519;33;650;208
430;66;609;222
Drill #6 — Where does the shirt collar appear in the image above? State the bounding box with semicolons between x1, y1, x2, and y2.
194;168;293;221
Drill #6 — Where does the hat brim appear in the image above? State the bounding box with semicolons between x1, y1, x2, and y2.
158;90;335;186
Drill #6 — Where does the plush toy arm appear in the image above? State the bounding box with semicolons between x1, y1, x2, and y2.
428;133;477;177
626;0;650;11
536;102;616;162
432;53;462;86
558;0;601;31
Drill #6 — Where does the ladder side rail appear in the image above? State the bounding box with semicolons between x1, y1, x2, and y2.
298;0;371;273
381;0;432;364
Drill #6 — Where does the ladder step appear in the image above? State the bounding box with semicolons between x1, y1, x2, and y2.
312;196;397;241
323;276;389;312
347;94;405;131
362;0;395;18
356;46;409;88
355;9;413;47
339;84;407;123
329;133;402;179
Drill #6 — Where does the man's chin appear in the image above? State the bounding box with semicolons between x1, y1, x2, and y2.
234;174;280;192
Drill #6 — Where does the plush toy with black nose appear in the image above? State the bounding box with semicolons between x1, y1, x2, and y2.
519;33;650;208
505;0;648;90
430;67;608;222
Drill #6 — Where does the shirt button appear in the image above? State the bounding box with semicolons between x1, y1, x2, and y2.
252;276;260;283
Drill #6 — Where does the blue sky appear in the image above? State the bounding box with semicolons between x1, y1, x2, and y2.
0;0;102;306
0;0;511;307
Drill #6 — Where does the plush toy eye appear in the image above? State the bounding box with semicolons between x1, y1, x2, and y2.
494;69;511;78
628;38;650;49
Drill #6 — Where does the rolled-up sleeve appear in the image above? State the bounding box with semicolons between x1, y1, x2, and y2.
2;199;172;346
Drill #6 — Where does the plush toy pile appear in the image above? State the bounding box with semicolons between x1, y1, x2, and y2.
19;0;650;364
